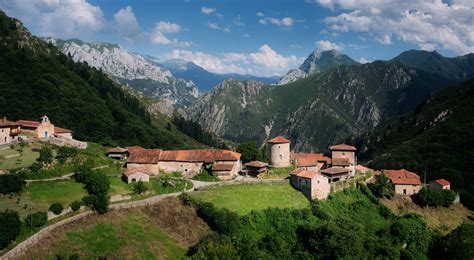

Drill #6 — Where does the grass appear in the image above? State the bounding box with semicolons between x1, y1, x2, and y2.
22;210;187;259
108;176;133;196
0;142;42;170
264;165;295;179
150;178;193;194
192;182;309;215
192;170;220;182
381;196;472;234
0;180;87;219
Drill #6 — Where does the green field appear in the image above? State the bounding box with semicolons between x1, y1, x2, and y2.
192;182;309;215
0;142;42;170
108;176;133;195
23;209;187;259
0;180;87;218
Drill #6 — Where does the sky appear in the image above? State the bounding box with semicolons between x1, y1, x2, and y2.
1;0;473;77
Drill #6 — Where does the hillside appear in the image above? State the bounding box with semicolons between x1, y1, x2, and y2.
391;50;474;81
47;38;198;108
187;61;452;151
353;79;474;209
160;58;279;92
0;11;200;149
277;49;358;85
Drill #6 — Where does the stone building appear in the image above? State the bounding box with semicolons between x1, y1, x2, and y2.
383;169;422;195
15;116;73;139
429;179;450;191
123;168;151;183
329;144;357;175
244;161;268;177
320;167;351;183
267;136;291;168
290;169;330;200
106;147;130;160
291;152;331;172
125;147;242;180
0;117;20;145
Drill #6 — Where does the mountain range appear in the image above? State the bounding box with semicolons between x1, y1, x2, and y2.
160;58;279;92
277;49;358;85
186;49;474;151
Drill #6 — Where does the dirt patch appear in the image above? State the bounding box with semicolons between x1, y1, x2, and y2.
381;196;472;234
139;196;211;247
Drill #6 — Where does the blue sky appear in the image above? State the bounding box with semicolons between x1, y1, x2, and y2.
1;0;473;76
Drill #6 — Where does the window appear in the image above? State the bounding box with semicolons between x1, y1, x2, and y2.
403;189;407;195
279;155;282;160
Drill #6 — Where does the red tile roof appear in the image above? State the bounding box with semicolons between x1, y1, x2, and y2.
267;136;290;144
127;148;162;164
212;163;235;171
332;158;351;166
107;147;129;154
291;169;317;179
15;120;40;128
329;144;357;151
0;117;18;127
127;148;241;164
320;167;351;175
54;127;72;134
292;152;331;167
433;179;450;186
244;161;268;168
383;169;421;185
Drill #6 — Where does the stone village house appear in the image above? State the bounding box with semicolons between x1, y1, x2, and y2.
383;169;422;195
123;146;242;181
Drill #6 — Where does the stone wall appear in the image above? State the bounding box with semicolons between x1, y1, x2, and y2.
269;143;291;167
157;161;203;177
49;136;87;149
126;163;159;175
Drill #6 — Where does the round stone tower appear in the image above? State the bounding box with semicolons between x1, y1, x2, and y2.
267;136;291;168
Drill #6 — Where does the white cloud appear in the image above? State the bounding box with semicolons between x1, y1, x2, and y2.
1;0;106;38
316;40;344;51
259;17;295;27
201;7;216;15
233;15;244;27
112;6;140;38
166;44;303;76
358;57;371;64
208;22;230;32
243;34;250;38
317;0;474;54
156;21;181;33
150;21;190;47
256;12;264;17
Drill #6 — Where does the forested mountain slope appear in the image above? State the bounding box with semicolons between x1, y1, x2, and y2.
0;11;201;149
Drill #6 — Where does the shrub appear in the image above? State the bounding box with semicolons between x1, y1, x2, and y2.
25;211;48;228
429;223;474;259
38;146;53;164
49;202;64;215
412;187;456;207
83;171;110;195
93;193;109;214
133;181;147;194
73;164;94;183
368;175;394;199
70;200;82;211
0;210;21;249
29;162;43;173
236;141;260;163
56;146;79;163
82;195;96;207
391;214;431;257
0;174;24;194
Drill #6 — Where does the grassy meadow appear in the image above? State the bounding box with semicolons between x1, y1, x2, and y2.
192;182;309;215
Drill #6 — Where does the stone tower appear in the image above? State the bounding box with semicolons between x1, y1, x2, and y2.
267;136;291;167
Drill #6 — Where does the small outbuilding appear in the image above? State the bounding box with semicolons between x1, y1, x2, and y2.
320;167;351;183
211;163;238;180
429;179;450;191
244;161;268;177
290;169;330;200
123;168;150;183
107;147;129;160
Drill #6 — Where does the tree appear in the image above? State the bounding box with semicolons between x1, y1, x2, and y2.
84;171;110;195
56;146;78;163
49;203;63;215
369;174;394;198
38;146;53;164
73;164;94;183
25;211;48;229
237;141;260;163
70;200;82;211
0;210;21;249
93;193;109;214
0;174;24;194
412;188;456;207
429;223;474;259
391;214;431;258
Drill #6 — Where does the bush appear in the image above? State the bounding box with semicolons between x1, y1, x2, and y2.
236;141;260;163
368;175;394;199
82;195;96;207
49;202;64;215
429;223;474;259
391;214;431;257
29;162;43;173
412;187;456;207
0;210;21;249
56;146;79;163
25;211;48;228
73;164;94;183
83;171;110;195
70;200;82;211
93;193;109;214
0;174;24;194
38;146;53;164
133;181;147;194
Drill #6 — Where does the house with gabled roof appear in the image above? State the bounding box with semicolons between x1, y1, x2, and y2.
244;161;268;177
383;169;422;195
329;143;357;176
0;117;20;146
291;152;331;172
429;179;450;191
290;169;330;200
124;147;242;180
123;168;151;183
